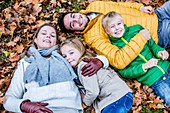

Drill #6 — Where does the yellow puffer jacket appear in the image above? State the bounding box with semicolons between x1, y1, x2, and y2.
80;1;158;69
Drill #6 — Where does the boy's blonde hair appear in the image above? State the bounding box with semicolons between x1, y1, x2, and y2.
102;11;123;30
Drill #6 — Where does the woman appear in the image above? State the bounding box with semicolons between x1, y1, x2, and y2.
3;23;83;113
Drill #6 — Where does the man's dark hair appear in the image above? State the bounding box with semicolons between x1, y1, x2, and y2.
58;12;75;33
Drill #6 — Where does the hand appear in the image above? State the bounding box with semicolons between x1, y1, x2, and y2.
20;100;53;113
158;50;169;60
81;58;103;76
140;6;154;14
139;29;151;40
143;58;158;70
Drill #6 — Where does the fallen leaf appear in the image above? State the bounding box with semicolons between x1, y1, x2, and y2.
9;53;20;62
6;41;16;47
9;22;17;35
2;51;10;57
16;44;24;54
141;0;151;5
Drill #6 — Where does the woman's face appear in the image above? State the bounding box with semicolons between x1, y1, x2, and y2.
34;25;57;49
60;44;81;67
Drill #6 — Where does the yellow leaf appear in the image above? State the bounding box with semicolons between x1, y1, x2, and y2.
0;31;2;38
3;51;10;57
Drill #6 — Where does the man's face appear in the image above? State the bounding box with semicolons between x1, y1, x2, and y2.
63;13;89;31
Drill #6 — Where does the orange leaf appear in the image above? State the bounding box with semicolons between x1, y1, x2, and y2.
32;0;40;4
16;44;24;54
141;0;151;5
149;103;158;109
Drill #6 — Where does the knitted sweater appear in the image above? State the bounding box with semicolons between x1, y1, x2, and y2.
109;24;170;86
80;1;158;69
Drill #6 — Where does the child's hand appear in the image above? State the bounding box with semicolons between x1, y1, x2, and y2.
158;50;169;60
140;6;154;14
139;29;151;41
143;58;158;70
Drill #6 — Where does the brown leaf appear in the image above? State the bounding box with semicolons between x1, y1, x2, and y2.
6;41;16;47
25;0;32;5
149;103;158;109
14;36;21;43
28;14;36;24
32;4;42;16
9;22;17;35
32;0;41;4
141;0;151;5
16;44;24;54
9;53;20;62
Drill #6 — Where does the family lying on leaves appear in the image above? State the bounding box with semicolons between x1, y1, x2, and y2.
3;1;170;113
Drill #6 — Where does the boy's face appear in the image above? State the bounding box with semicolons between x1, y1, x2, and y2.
105;16;125;38
60;44;81;67
34;26;57;49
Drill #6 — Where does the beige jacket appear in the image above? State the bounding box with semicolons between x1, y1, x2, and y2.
77;61;132;113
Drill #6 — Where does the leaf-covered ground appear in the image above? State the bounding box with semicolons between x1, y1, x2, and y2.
0;0;169;113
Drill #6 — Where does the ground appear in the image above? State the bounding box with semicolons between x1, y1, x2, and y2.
0;0;169;113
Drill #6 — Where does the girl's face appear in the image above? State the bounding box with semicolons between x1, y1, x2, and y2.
60;44;81;67
34;25;57;49
105;16;124;38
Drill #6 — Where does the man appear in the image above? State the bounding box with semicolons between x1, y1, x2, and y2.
58;1;170;69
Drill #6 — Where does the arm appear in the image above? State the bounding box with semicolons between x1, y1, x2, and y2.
78;62;100;106
84;25;147;69
147;38;165;58
119;63;147;79
86;1;144;11
3;59;26;112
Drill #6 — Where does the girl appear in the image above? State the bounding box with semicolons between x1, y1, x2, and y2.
60;38;133;113
3;23;83;113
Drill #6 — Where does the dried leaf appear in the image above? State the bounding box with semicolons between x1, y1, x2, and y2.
9;53;20;62
2;51;10;57
141;0;151;5
32;4;42;16
9;22;17;35
6;41;16;47
16;44;24;54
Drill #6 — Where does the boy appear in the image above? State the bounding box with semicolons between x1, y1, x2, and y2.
102;11;170;106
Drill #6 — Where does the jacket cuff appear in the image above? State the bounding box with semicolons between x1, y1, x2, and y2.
96;55;109;68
